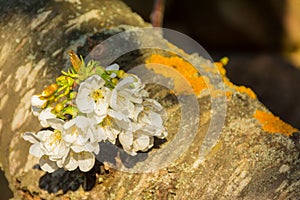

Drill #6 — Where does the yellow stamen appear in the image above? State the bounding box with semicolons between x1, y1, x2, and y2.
91;89;104;101
50;130;62;146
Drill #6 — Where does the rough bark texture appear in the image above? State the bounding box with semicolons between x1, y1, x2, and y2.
0;1;299;199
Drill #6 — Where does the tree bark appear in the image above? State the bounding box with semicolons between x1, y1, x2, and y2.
0;1;299;199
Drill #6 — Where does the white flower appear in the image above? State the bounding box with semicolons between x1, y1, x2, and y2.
31;95;47;116
23;116;101;172
39;156;59;173
119;130;154;156
115;75;148;103
138;99;167;138
109;75;147;121
76;75;111;123
119;131;134;155
23;130;59;173
117;99;167;155
63;116;101;154
98;117;122;144
23;118;69;173
62;118;100;173
38;107;56;127
63;150;95;172
133;133;153;152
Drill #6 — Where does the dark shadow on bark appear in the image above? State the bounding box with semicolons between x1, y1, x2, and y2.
39;160;103;193
0;170;13;199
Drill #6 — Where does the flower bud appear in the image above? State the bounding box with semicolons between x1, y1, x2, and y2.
117;70;125;78
54;103;64;113
111;78;118;85
42;84;58;97
69;91;77;99
66;77;74;86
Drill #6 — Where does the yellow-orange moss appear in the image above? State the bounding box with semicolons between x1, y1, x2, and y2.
254;110;298;136
145;54;208;95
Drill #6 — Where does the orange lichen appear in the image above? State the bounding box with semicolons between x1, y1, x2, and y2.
214;61;227;77
215;61;257;99
225;91;233;99
145;54;208;95
254;110;298;136
235;86;257;99
146;54;257;99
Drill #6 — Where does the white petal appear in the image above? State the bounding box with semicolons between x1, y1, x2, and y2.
77;133;89;144
83;140;93;151
86;126;96;143
94;100;108;117
63;122;78;143
119;131;133;150
64;119;75;129
23;132;40;143
93;143;100;154
109;89;118;109
64;132;77;143
39;156;58;173
64;151;78;171
71;144;86;153
105;127;117;144
108;109;125;121
75;116;90;129
75;76;105;114
76;96;94;113
38;108;56;128
31;106;42;116
47;118;64;131
86;75;105;90
31;95;46;108
106;63;119;71
53;143;69;158
150;112;163;127
87;112;105;124
95;126;107;142
134;135;150;151
106;64;119;78
29;143;43;157
131;104;143;121
37;130;54;142
56;159;64;168
116;76;135;89
78;152;95;172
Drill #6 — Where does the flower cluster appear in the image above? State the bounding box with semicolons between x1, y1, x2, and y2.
23;51;167;172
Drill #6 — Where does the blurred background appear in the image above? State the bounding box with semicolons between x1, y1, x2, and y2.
124;0;300;130
2;0;300;199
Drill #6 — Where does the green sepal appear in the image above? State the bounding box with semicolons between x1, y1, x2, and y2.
57;85;67;94
69;91;77;99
